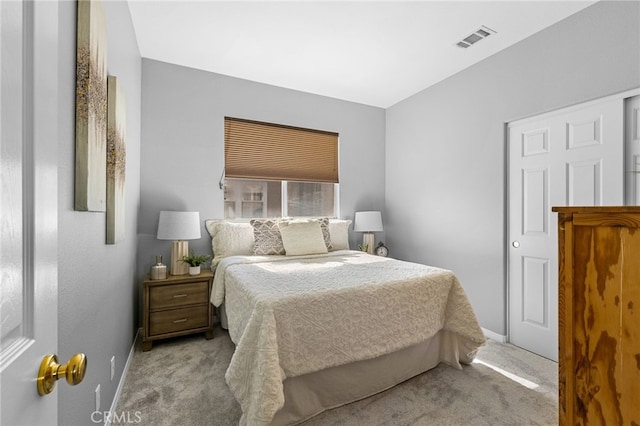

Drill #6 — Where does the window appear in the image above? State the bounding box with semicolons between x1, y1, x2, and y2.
223;117;339;219
223;178;336;219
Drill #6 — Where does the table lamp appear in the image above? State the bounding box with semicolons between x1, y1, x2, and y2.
157;211;201;275
353;211;383;254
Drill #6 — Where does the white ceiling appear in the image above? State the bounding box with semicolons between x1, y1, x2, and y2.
127;1;596;108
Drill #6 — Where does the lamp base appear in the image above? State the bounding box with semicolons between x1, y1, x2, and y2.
362;233;375;255
170;240;189;275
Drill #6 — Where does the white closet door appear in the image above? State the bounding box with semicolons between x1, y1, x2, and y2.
625;95;640;205
508;96;624;361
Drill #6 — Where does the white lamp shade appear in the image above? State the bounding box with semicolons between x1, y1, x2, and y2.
353;211;383;232
157;211;201;240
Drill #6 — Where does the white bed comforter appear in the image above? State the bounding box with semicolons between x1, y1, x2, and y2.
211;250;485;425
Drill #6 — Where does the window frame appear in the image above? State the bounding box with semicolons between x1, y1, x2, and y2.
223;177;339;219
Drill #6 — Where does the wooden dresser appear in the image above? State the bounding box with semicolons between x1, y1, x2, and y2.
142;270;214;351
553;207;640;425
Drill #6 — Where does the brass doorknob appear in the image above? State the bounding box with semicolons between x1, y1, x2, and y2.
37;353;87;396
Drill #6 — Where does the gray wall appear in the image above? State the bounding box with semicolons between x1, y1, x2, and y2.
137;59;386;279
57;1;141;424
385;1;640;335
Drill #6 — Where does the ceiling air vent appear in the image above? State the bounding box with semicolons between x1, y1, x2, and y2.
456;26;496;49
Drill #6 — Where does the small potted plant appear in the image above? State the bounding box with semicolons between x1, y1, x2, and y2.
180;251;211;276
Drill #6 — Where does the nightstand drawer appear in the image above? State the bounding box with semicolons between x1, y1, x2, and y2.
150;281;209;309
149;305;209;336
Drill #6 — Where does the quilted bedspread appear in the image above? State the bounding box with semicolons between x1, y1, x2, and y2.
211;250;486;425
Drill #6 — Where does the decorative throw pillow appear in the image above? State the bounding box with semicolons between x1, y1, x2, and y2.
311;217;332;251
251;218;286;255
328;219;351;250
279;220;328;256
204;220;254;259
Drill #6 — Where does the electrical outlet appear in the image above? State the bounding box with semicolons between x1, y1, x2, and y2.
95;384;101;412
110;356;115;381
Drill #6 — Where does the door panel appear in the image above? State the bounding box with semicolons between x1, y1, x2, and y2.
0;1;59;424
522;256;548;326
566;116;602;149
1;0;26;353
509;96;625;361
567;159;602;205
523;128;549;156
522;167;549;235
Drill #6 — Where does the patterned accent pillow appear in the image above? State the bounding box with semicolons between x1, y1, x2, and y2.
251;219;286;255
315;217;333;251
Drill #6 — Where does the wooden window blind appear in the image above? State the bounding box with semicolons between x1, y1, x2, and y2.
224;117;339;183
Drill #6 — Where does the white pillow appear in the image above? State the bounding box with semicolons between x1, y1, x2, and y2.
204;220;254;259
328;219;351;251
278;220;328;256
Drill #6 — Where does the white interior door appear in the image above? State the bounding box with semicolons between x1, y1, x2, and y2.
508;96;625;361
1;1;59;424
625;95;640;205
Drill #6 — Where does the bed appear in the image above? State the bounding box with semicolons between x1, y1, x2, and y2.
206;218;486;426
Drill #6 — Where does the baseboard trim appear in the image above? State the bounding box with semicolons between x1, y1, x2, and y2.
482;327;507;343
104;328;141;426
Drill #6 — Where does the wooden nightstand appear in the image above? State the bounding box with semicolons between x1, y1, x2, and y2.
142;270;214;351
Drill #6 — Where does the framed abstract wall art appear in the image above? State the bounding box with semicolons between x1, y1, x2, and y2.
75;0;107;211
106;76;126;244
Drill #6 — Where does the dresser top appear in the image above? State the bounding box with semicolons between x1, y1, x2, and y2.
552;206;640;214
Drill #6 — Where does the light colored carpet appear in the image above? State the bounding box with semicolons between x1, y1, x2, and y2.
114;326;558;425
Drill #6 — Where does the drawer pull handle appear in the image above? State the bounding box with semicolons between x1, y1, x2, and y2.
173;318;188;324
173;294;188;298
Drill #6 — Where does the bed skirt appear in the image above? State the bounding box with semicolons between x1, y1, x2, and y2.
275;329;478;425
219;305;480;425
